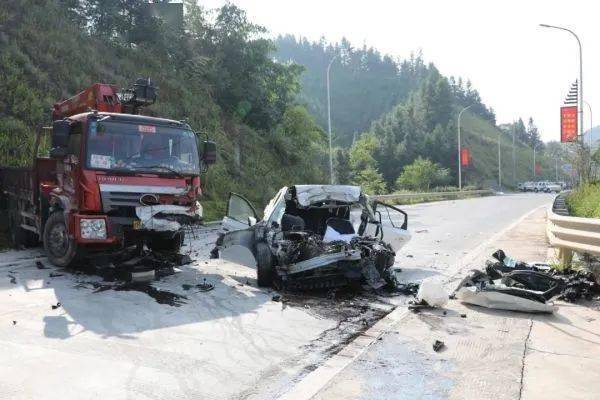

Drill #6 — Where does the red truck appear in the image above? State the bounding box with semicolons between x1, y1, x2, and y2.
0;79;216;269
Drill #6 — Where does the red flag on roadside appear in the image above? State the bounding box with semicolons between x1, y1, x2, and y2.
460;148;470;167
535;164;542;175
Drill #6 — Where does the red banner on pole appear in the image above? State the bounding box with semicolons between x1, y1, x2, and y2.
561;106;578;142
460;148;470;167
535;164;542;175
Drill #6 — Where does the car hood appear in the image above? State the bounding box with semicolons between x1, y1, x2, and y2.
294;185;362;207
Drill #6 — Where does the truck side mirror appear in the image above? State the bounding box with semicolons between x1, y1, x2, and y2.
50;120;70;158
202;140;217;165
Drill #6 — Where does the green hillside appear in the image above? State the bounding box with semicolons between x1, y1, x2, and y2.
460;112;562;188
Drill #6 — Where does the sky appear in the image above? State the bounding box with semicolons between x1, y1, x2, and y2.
201;0;599;143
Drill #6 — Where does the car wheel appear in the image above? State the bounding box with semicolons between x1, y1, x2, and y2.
43;211;80;267
534;189;538;193
147;231;185;253
255;241;273;287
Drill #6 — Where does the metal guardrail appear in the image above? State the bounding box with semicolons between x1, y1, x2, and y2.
371;189;494;202
547;193;600;264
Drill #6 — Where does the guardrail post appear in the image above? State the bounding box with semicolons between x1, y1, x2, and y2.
559;248;573;268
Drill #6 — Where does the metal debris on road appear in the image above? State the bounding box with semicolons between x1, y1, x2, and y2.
36;261;47;269
51;302;61;310
8;275;16;284
433;340;445;352
451;250;600;313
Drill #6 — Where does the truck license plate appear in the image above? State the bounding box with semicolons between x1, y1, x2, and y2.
133;220;141;230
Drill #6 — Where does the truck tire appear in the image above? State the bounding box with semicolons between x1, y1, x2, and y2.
43;211;79;267
146;231;184;253
255;241;273;287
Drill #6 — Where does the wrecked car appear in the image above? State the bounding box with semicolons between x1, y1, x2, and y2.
214;185;411;290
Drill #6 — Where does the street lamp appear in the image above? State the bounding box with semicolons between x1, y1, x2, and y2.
326;55;337;184
539;24;584;141
498;130;502;190
533;143;538;179
457;104;474;190
584;100;593;148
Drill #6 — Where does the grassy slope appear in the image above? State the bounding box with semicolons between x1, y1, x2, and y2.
461;112;560;188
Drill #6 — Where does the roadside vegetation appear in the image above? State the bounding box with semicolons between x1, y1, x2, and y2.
0;1;570;222
566;182;600;218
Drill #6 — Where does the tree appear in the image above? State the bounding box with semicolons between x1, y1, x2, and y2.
395;157;450;191
354;166;387;194
527;117;542;149
334;148;352;184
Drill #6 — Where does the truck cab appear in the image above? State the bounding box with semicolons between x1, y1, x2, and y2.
1;81;216;268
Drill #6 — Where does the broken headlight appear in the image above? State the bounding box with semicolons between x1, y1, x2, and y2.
80;218;107;240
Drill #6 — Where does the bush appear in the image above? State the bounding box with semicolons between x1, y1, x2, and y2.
566;183;600;218
396;157;450;191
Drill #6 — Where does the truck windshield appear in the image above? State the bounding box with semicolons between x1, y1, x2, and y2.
86;120;200;175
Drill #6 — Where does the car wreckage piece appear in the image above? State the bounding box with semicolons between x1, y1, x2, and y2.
214;185;411;290
454;254;564;313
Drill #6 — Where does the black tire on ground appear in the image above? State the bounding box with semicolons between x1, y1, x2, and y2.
43;211;80;267
255;241;273;287
146;231;185;253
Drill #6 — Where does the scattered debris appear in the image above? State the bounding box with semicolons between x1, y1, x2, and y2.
8;274;16;284
51;302;61;310
408;299;430;312
417;279;448;307
433;340;445;352
272;294;282;302
460;313;467;318
555;269;600;302
49;272;64;278
36;261;48;269
116;284;187;307
12;321;16;325
394;282;420;296
181;279;215;293
415;229;429;234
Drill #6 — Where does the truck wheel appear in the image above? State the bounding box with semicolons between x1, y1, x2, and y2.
146;231;184;253
43;211;79;267
255;242;273;287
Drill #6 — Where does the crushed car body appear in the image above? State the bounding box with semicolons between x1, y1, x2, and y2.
214;185;411;290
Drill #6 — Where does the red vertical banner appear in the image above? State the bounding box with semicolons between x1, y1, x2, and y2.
535;164;542;175
460;148;470;167
561;106;578;142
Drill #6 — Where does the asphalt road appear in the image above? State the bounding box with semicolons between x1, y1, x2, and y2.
0;193;553;400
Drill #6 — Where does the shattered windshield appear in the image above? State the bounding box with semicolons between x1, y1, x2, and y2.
86;120;200;175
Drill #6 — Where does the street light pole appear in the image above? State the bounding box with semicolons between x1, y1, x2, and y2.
584;100;593;148
533;144;537;179
539;24;584;141
512;124;516;185
498;130;502;190
457;104;474;190
326;55;337;184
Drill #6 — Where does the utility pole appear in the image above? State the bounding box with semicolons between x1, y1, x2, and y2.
457;104;474;190
326;55;337;184
555;158;559;181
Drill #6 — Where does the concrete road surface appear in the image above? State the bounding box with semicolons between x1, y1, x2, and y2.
0;193;553;399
